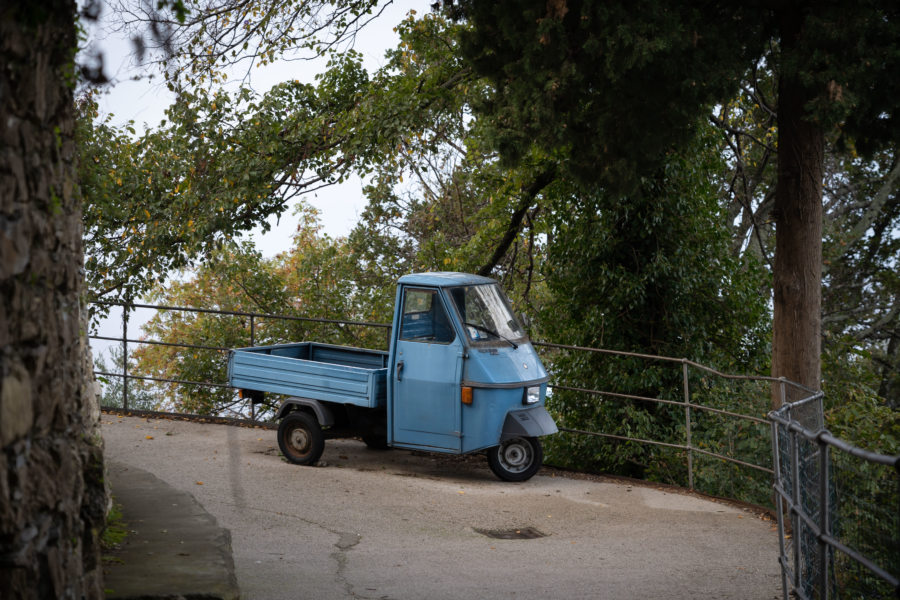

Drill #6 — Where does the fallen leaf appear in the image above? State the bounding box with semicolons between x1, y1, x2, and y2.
145;435;154;440
196;481;204;485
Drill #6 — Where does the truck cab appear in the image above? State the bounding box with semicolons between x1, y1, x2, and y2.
228;272;557;481
388;273;556;479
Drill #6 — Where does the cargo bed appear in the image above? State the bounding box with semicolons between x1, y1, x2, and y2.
227;342;388;408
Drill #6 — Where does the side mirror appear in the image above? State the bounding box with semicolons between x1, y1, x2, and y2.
519;313;532;328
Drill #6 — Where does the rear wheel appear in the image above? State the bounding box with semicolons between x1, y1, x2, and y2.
278;412;325;465
487;437;543;482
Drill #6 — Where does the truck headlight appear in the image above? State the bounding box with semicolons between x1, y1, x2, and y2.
524;386;541;405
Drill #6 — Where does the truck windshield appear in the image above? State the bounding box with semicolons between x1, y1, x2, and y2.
448;284;527;347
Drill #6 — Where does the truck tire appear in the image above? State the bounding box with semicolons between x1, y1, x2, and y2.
487;437;543;482
278;411;325;465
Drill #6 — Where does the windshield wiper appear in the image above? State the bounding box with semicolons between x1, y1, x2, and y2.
464;322;518;349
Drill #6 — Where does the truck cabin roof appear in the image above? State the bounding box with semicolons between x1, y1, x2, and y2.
398;272;497;288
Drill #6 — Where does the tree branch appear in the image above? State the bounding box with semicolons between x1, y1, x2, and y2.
477;166;556;276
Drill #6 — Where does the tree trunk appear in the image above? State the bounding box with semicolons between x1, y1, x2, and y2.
878;330;899;409
0;2;106;598
771;8;825;406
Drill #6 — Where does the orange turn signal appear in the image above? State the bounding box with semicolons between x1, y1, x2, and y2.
461;386;473;405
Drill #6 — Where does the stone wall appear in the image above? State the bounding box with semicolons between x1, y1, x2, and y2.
1;1;106;598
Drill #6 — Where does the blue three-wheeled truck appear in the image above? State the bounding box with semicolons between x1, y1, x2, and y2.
227;272;558;481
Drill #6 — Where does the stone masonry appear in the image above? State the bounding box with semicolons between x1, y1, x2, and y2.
1;2;107;598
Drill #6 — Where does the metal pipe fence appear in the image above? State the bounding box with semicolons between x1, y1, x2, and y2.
90;302;787;491
90;301;898;597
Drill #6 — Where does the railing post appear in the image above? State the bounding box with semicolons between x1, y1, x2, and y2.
122;303;130;411
771;418;790;600
817;434;830;599
896;458;900;596
249;314;256;421
682;360;693;491
790;427;802;595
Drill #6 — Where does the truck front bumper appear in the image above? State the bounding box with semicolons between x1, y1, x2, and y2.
500;406;559;442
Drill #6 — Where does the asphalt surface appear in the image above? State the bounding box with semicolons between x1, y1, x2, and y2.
104;461;240;600
101;414;783;600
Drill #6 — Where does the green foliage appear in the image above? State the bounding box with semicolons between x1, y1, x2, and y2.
687;378;773;504
821;148;900;410
457;0;900;189
457;0;769;191
830;451;899;599
823;336;900;454
78;53;369;309
132;204;389;416
540;127;771;482
340;12;557;314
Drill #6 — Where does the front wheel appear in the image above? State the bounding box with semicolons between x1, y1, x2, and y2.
487;437;543;482
278;411;325;465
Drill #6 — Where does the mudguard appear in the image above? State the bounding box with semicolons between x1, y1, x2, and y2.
277;397;335;426
500;406;558;442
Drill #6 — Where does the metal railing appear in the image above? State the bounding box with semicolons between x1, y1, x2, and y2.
770;396;899;600
91;302;785;494
533;341;817;490
90;300;899;598
90;301;390;419
90;302;791;480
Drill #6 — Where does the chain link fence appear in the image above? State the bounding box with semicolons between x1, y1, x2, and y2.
770;396;899;599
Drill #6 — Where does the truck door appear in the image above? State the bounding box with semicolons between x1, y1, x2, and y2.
391;287;462;451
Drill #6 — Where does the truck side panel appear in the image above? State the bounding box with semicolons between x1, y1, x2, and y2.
228;342;388;409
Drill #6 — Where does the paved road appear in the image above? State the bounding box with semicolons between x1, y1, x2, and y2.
102;415;782;600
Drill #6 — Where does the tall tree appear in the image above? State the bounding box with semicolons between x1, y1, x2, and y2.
1;1;105;598
456;0;900;401
713;68;900;412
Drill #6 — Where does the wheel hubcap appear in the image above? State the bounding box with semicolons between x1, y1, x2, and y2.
499;440;532;473
289;428;310;453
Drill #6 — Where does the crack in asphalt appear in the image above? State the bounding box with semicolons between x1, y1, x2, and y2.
330;531;365;598
212;500;387;599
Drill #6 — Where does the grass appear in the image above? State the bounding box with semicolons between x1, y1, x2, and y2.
101;499;128;561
